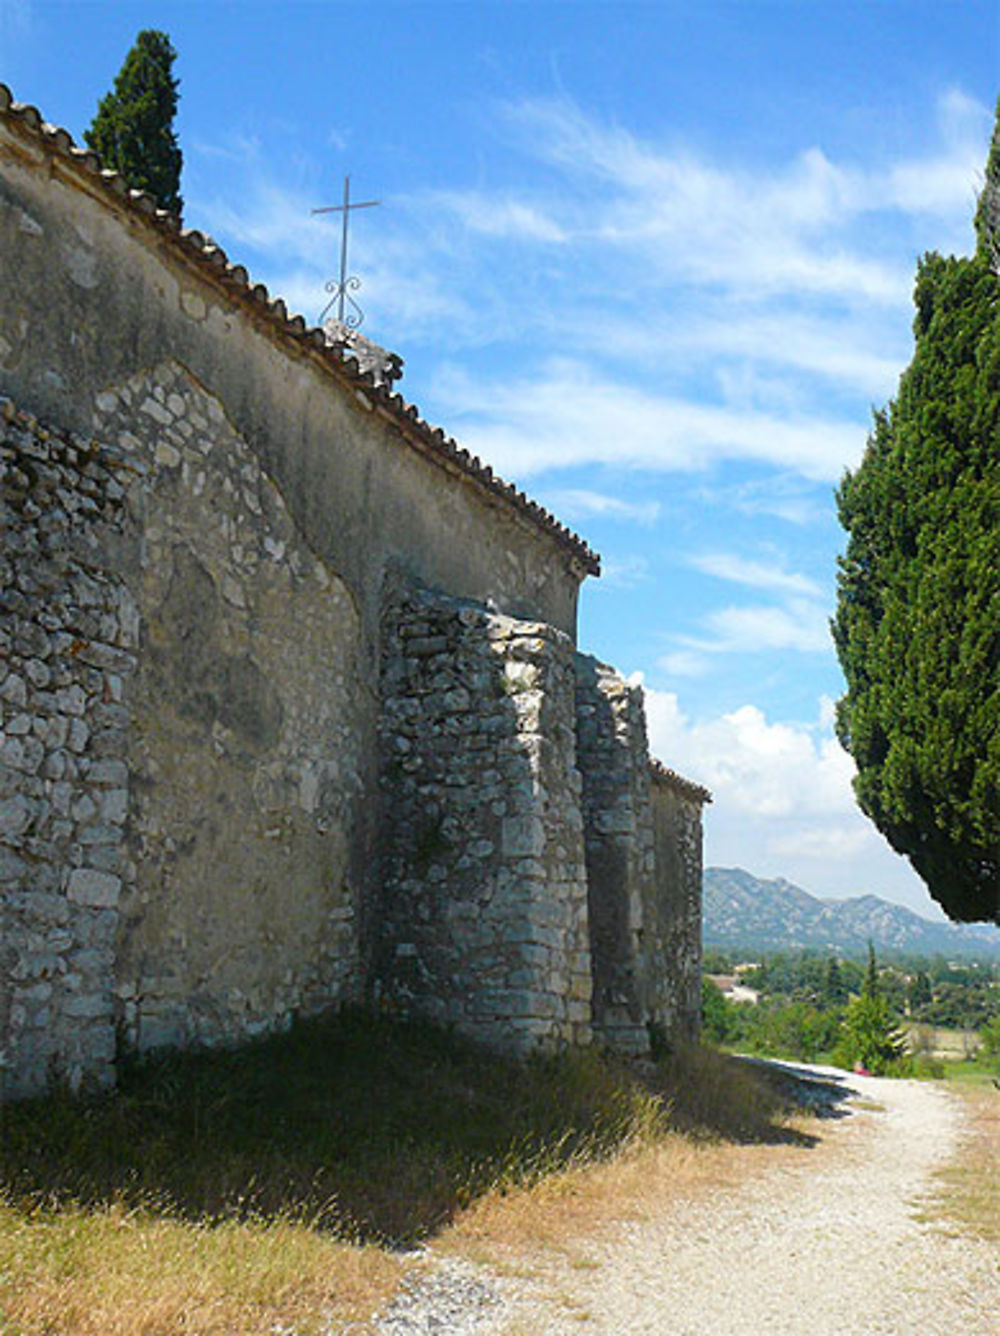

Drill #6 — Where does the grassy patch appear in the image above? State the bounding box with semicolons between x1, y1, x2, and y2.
926;1078;1000;1247
0;1008;803;1335
0;1198;395;1336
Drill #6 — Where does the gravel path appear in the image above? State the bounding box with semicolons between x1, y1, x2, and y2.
373;1066;999;1336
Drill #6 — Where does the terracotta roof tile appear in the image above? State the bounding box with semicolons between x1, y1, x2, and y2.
649;758;712;804
0;83;599;575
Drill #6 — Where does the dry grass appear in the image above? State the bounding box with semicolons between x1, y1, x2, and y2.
0;1196;399;1336
0;1014;819;1336
926;1079;1000;1246
905;1024;982;1061
443;1044;825;1258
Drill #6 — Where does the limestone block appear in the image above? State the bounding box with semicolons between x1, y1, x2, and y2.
501;815;545;858
66;868;121;907
0;794;32;838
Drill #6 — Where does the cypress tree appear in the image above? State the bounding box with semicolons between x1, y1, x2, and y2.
85;30;183;216
838;945;906;1076
833;100;1000;925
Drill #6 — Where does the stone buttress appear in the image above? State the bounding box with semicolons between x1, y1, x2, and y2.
375;578;710;1055
376;576;593;1048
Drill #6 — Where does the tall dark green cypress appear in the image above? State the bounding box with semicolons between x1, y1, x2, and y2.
832;101;1000;925
974;95;1000;270
85;30;182;216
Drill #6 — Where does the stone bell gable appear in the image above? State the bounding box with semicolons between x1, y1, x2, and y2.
0;84;709;1100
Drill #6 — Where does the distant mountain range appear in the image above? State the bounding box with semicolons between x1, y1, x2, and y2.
703;867;1000;961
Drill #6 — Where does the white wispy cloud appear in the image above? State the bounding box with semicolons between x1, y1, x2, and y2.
886;88;993;220
660;599;831;669
699;474;831;528
543;489;661;525
498;91;983;302
188;84;988;491
701;600;832;654
430;190;567;243
433;360;866;482
689;552;822;599
659;555;832;673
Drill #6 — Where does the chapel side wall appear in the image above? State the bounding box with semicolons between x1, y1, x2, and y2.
1;400;137;1097
573;656;656;1054
101;365;368;1056
1;371;370;1100
377;577;592;1050
0;132;583;646
647;777;705;1042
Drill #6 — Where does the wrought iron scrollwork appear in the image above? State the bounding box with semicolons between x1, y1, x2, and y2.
320;275;364;328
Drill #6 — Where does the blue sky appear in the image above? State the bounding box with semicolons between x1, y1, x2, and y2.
3;0;998;919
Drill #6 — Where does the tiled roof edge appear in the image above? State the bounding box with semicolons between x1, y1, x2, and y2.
649;757;712;804
0;83;599;577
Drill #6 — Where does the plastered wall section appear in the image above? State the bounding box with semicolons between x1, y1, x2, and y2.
0;367;368;1097
574;655;656;1054
99;363;367;1056
377;577;593;1049
0;127;584;647
647;776;705;1042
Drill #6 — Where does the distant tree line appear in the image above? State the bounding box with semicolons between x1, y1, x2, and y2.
702;947;1000;1073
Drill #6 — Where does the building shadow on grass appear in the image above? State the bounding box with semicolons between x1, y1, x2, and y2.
0;1010;832;1246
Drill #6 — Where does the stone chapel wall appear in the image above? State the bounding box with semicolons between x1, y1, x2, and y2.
376;577;592;1049
0;90;708;1099
1;369;369;1098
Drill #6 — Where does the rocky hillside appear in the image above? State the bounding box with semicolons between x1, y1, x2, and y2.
704;867;1000;960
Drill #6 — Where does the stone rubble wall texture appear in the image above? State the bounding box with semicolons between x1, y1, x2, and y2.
377;576;593;1048
1;399;135;1096
0;368;369;1096
95;363;368;1058
374;584;706;1057
0;380;706;1095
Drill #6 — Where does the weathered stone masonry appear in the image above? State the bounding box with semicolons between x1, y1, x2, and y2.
0;83;710;1099
1;400;136;1097
1;369;369;1097
377;577;592;1049
374;579;709;1053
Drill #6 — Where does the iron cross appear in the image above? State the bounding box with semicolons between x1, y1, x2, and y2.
311;175;380;328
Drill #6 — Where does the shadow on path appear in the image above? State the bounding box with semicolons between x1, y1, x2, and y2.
732;1056;860;1121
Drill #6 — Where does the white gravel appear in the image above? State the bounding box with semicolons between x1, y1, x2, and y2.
372;1066;1000;1336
